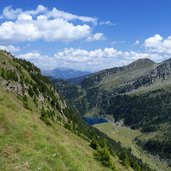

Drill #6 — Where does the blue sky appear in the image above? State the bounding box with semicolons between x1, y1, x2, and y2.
0;0;171;72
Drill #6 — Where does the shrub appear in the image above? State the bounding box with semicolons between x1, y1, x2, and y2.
94;147;115;170
40;107;52;126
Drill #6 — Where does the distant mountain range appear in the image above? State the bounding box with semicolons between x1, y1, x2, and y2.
42;68;91;79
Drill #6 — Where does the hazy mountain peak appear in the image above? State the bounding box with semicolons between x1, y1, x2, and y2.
161;57;171;64
127;58;155;69
42;68;90;79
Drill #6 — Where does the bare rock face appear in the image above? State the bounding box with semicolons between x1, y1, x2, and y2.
1;80;9;87
130;59;171;89
151;60;171;80
1;79;24;96
38;94;44;102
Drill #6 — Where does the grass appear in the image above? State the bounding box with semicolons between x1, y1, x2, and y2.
0;87;133;171
94;122;171;171
99;62;154;91
0;88;110;171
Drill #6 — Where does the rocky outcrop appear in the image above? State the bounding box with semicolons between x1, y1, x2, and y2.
1;79;25;95
127;59;171;90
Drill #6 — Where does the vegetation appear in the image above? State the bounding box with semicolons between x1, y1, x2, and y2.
94;147;115;170
0;88;111;171
53;57;171;165
0;50;154;170
95;122;171;171
139;139;171;160
62;107;153;171
104;90;171;129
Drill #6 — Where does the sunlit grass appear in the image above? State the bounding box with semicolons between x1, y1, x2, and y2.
0;88;113;171
95;122;170;171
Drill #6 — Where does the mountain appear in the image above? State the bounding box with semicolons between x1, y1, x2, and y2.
67;74;89;84
42;68;90;79
0;50;153;171
53;58;171;168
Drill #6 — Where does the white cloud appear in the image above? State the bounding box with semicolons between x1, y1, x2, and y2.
0;45;20;53
0;5;99;42
87;33;105;41
47;7;96;23
144;34;171;54
1;6;22;20
1;5;96;23
144;34;162;49
55;48;119;61
1;5;47;20
18;52;57;70
28;5;48;16
0;20;41;41
18;47;169;72
17;13;33;21
19;52;42;60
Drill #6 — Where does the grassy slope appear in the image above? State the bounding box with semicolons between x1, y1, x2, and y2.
0;87;132;171
95;122;170;171
0;87;106;171
100;62;154;91
86;59;154;92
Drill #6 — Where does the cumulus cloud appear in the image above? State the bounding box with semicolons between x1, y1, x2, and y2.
18;47;168;72
1;5;48;20
1;6;22;19
0;5;99;42
18;52;57;70
56;48;118;61
144;34;171;54
0;45;20;53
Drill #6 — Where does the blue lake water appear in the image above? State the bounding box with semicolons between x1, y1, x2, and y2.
83;117;108;125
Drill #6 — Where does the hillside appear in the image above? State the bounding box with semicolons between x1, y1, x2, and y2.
53;58;171;168
0;50;154;171
0;87;110;171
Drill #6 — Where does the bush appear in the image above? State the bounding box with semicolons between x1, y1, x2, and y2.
22;95;30;110
120;151;130;168
40;107;52;126
94;147;115;170
90;141;98;150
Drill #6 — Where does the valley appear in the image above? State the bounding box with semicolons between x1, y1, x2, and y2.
95;122;170;171
54;58;171;170
0;1;171;171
